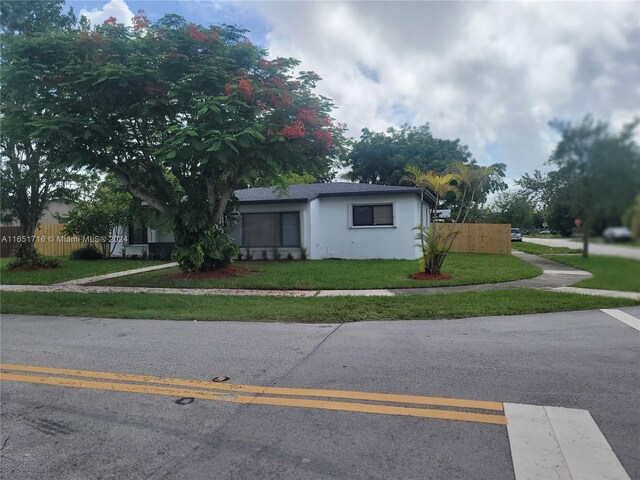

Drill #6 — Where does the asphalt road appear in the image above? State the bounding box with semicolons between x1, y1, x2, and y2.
524;237;640;260
1;309;639;479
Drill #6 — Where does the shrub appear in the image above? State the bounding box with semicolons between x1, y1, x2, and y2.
7;251;61;270
70;246;104;260
300;247;307;260
287;252;294;261
171;228;239;271
273;247;281;261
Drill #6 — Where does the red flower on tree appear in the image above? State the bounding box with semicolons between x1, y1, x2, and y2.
296;109;317;124
90;31;103;44
186;23;207;41
103;16;117;25
132;9;149;31
313;130;332;149
280;123;306;140
238;79;252;99
186;23;218;42
271;95;292;108
224;82;233;95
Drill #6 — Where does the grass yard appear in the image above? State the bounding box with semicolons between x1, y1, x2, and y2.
545;255;640;293
1;289;636;322
91;253;541;290
0;258;166;285
513;242;582;255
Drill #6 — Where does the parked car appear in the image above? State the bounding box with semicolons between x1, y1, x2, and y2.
602;227;633;243
511;228;523;242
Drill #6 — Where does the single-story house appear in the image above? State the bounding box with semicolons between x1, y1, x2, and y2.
234;183;435;260
112;182;436;260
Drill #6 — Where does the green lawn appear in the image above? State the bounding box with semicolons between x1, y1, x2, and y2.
1;289;636;322
545;255;640;293
513;242;582;255
0;258;166;285
91;253;541;290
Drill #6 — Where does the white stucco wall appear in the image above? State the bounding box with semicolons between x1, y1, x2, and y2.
308;194;429;260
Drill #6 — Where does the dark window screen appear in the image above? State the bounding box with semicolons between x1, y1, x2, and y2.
352;204;393;226
243;213;278;247
128;224;148;244
242;212;300;247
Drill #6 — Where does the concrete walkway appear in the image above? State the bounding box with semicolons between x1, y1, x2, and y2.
2;251;639;300
54;262;179;286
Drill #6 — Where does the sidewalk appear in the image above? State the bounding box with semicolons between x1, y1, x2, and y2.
2;251;638;300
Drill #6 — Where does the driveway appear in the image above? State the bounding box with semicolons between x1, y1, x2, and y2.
524;237;640;260
1;310;638;479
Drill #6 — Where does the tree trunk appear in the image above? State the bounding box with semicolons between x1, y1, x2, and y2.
582;225;589;258
13;220;38;264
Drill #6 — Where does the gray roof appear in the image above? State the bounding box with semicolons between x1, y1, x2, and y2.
234;182;436;205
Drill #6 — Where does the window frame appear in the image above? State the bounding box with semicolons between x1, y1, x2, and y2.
241;211;301;248
349;202;396;229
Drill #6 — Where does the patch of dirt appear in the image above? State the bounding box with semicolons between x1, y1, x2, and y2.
168;265;257;280
409;272;454;281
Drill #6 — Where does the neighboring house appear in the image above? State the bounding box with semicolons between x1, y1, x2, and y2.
1;201;75;227
110;224;174;260
234;183;435;260
112;183;436;260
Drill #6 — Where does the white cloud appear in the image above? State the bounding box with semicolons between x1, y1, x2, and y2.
250;1;640;182
80;0;134;27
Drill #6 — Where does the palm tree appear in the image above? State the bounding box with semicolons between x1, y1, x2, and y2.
448;161;499;223
405;165;461;273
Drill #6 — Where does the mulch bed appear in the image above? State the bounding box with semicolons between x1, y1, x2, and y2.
409;272;454;281
168;265;257;280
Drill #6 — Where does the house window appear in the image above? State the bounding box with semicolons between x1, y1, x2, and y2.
242;212;300;247
352;204;394;227
128;224;148;244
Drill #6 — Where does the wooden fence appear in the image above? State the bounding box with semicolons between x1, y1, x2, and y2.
0;224;101;257
435;223;511;255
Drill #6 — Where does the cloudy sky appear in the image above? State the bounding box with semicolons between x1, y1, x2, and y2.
66;0;640;184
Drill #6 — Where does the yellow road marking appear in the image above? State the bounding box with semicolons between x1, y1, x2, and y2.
0;372;507;425
0;363;502;411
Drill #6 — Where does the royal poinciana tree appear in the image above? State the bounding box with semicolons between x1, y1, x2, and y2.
24;13;346;271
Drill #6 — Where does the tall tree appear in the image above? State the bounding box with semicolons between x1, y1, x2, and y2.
485;190;538;230
519;115;640;255
345;124;506;207
62;177;132;258
25;14;346;271
0;0;86;266
0;0;75;35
